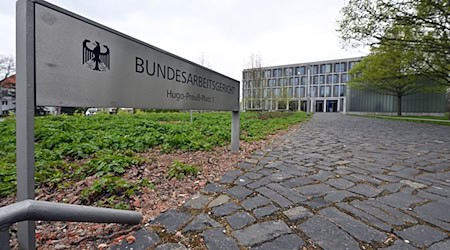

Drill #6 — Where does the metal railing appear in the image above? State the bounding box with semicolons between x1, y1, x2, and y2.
0;199;142;249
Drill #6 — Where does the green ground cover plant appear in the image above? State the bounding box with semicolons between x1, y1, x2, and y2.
0;111;307;202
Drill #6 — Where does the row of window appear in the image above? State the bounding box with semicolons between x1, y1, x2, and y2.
244;61;358;79
243;85;347;98
243;73;349;88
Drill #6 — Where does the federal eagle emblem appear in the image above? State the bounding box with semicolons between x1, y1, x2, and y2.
82;39;110;71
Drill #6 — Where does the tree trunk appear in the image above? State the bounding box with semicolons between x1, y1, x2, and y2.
397;95;402;116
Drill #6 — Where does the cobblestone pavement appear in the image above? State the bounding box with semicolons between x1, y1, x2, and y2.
113;113;450;250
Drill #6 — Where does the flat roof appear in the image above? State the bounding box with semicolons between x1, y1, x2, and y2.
243;56;363;71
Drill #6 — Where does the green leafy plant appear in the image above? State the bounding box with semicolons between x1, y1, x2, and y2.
167;160;200;180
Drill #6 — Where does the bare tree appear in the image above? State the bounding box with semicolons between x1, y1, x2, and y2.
245;53;264;110
198;52;212;69
0;55;15;82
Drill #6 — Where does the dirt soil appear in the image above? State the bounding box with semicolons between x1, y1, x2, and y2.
2;125;299;250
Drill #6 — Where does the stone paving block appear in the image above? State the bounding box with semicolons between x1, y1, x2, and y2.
253;204;279;218
395;225;447;248
299;216;360;250
183;213;221;233
241;195;271;210
211;202;241;216
246;177;271;190
281;177;314;188
111;229;160;250
208;195;230;208
267;183;307;203
302;197;329;209
349;174;383;185
364;200;417;224
267;172;294;182
233;176;253;186
376;192;425;209
282;206;312;221
203;183;224;193
336;203;392;231
294;183;335;197
155;243;187;250
244;171;264;180
252;234;305;250
202;228;239;250
383;240;418;250
183;193;210;210
319;207;387;243
232;220;291;247
348;184;383;198
351;200;405;226
226;186;253;200
256;186;293;208
226;211;256;230
257;168;274;176
380;183;405;193
429;240;450;250
372;174;401;182
309;170;335;181
414;202;450;223
400;179;427;189
220;170;243;184
390;168;421;178
326;178;355;189
150;209;192;233
324;190;360;203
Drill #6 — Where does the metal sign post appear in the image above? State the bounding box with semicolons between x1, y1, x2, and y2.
16;0;36;248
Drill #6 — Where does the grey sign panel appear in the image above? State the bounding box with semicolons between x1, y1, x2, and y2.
34;1;239;111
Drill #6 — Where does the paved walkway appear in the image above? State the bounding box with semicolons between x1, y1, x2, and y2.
113;113;450;250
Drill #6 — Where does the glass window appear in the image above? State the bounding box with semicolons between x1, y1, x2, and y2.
268;79;275;87
334;63;340;73
293;77;299;86
326;86;331;97
278;68;282;77
312;86;318;97
339;85;346;97
333;74;340;84
295;67;300;75
274;88;281;97
300;66;306;75
313;65;319;74
300;87;305;97
289;77;294;86
273;69;278;77
264;70;271;78
326;74;333;84
333;85;339;97
326;64;332;73
284;67;293;76
313;76;318;84
319;75;325;84
277;79;282;86
341;73;348;83
348;61;356;70
319;86;325;97
300;76;306;85
282;78;287;86
320;64;326;74
341;62;347;72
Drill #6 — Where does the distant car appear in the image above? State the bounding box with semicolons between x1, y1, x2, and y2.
85;108;99;116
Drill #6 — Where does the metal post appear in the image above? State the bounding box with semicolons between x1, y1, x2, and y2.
190;110;193;123
231;111;240;152
16;0;36;249
306;66;311;115
0;224;11;250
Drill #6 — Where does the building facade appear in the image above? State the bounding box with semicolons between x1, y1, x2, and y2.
0;75;16;116
242;57;360;113
242;57;446;115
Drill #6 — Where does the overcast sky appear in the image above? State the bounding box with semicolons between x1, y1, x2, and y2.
1;0;367;81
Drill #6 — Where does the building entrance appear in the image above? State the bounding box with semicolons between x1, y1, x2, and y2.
327;100;338;112
315;101;324;112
